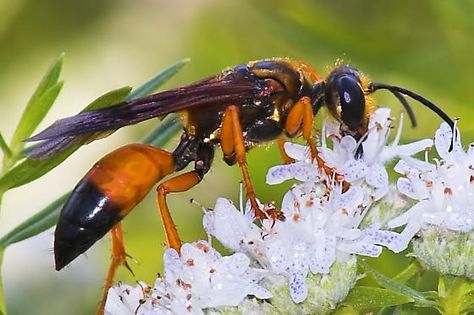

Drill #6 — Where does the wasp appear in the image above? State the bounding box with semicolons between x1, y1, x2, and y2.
28;58;453;313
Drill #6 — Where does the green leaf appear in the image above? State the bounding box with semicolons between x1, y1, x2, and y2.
142;114;183;147
127;58;189;100
0;146;75;192
342;286;414;311
0;87;132;193
392;261;423;284
359;260;437;308
437;275;474;315
6;58;189;189
0;193;69;248
82;86;132;112
9;54;64;153
0;133;11;159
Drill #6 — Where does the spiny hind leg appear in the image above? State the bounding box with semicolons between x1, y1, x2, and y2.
221;105;264;219
285;97;347;187
156;142;214;252
97;223;132;315
278;135;295;164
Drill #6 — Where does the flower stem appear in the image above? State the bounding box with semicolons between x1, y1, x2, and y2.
437;274;474;315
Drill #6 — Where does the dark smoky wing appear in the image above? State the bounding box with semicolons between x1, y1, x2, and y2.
28;78;267;142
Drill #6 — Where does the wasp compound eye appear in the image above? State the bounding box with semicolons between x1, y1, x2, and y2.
336;75;365;130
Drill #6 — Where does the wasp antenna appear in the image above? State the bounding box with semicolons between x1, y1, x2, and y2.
370;83;454;129
386;90;417;128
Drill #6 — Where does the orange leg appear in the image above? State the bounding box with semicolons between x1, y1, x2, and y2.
278;136;294;164
285;96;318;158
97;224;131;315
285;97;347;186
221;105;264;218
156;171;202;252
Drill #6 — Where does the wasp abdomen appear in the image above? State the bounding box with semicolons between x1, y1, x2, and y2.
54;144;175;270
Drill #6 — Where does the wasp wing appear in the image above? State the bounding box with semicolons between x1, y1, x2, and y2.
27;73;273;159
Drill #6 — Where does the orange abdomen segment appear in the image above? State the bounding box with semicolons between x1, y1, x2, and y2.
54;144;175;270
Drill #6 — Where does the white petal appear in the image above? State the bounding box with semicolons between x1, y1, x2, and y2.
248;284;273;300
364;228;403;252
332;186;364;213
340;135;358;153
388;201;428;228
266;162;318;185
371;185;389;202
434;123;451;159
368;108;391;129
163;248;182;279
380;139;433;162
443;211;474;232
341;159;368;182
311;235;336;274
289;267;309;303
338;241;382;257
284;142;310;161
366;164;388;188
396;177;428;200
265;238;290;272
209;198;259;251
390;219;425;253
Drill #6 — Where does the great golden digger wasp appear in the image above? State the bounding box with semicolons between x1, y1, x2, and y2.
28;58;454;314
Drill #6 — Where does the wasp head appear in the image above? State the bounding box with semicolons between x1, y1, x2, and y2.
323;65;372;139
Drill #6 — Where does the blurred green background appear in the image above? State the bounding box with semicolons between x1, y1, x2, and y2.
0;0;473;314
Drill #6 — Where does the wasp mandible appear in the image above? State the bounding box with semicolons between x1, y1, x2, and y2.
28;58;454;313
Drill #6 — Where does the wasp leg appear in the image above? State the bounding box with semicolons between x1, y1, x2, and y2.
221;105;264;218
157;143;214;252
156;172;200;251
285;96;318;157
285;97;346;183
278;136;295;164
97;223;131;315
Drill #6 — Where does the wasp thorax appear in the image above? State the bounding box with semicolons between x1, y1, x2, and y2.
325;66;366;133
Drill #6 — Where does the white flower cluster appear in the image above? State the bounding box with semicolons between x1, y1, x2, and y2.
105;108;474;314
105;241;271;315
388;122;474;243
387;122;474;278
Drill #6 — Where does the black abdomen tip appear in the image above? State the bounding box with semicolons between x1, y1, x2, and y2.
54;179;122;270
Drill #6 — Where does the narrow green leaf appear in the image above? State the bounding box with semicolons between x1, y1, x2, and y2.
437;274;474;315
0;87;132;193
127;58;190;100
9;54;64;152
0;194;69;248
30;53;64;103
82;86;132;112
0;146;76;192
392;261;423;284
143;114;183;147
342;286;413;310
10;82;64;154
0;133;11;158
360;260;437;308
